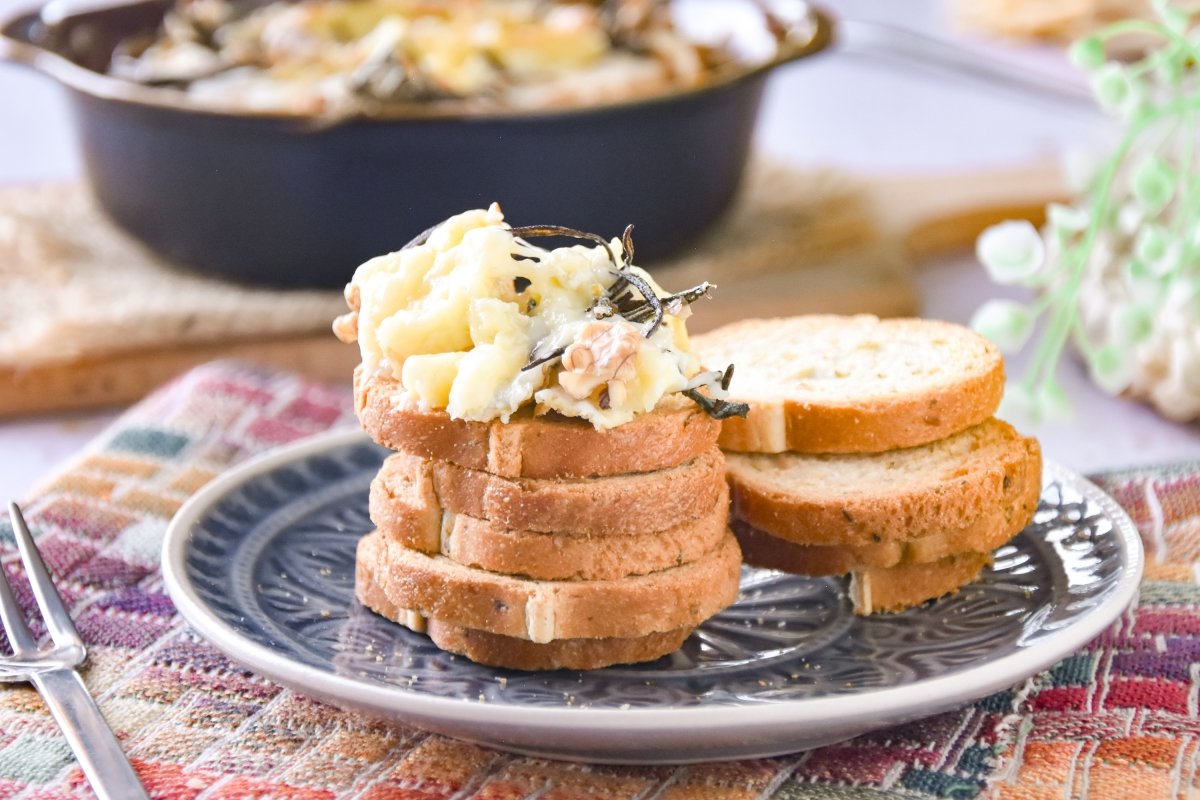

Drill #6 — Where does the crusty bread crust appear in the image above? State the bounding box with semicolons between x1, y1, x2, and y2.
355;530;740;643
731;456;1039;574
392;486;728;581
691;316;1004;454
355;367;719;479
350;568;691;671
727;418;1042;546
355;568;691;670
425;620;692;671
849;552;992;615
370;448;725;538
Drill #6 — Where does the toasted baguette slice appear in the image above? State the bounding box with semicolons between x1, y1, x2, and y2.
850;552;992;615
370;448;725;539
426;488;729;581
357;572;692;669
731;454;1038;574
355;367;719;479
425;620;692;671
691;315;1004;453
355;530;740;643
727;418;1042;547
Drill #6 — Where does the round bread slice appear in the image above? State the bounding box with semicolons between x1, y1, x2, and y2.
370;447;725;539
430;487;729;581
690;315;1004;453
730;452;1040;574
355;530;741;643
426;620;693;671
849;552;993;615
356;571;693;669
727;418;1042;547
355;367;719;479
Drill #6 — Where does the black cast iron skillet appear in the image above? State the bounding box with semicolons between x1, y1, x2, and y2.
0;0;834;287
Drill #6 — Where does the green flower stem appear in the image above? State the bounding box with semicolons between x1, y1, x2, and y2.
1023;109;1154;392
1071;315;1098;360
1170;101;1200;267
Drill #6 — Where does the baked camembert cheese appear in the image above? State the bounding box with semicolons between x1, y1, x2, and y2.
334;204;742;428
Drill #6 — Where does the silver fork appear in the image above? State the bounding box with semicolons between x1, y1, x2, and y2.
2;503;148;800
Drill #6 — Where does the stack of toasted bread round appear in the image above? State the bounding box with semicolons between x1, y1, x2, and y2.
353;368;742;669
692;315;1043;615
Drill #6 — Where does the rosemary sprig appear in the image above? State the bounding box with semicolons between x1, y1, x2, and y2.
682;389;749;420
610;267;665;336
522;345;567;372
402;222;440;250
509;225;618;268
623;282;715;324
499;222;746;420
683;365;749;419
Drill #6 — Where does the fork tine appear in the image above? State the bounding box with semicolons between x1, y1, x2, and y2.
8;504;81;650
0;553;36;657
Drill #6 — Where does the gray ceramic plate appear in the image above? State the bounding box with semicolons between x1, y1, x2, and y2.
162;429;1143;764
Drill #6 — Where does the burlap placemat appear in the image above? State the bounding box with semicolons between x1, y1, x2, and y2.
0;164;907;371
0;163;916;416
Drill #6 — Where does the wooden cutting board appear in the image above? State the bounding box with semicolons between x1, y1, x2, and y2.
0;161;1063;417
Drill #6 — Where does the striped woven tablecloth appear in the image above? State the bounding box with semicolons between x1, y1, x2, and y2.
1;362;1193;799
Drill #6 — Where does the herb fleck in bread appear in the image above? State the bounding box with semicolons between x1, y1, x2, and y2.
726;418;1042;547
355;367;719;479
355;529;740;644
370;448;725;539
690;315;1004;453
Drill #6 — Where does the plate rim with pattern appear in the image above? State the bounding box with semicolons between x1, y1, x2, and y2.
161;428;1144;764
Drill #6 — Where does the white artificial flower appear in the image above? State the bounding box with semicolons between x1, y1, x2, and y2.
1040;379;1073;422
1089;344;1135;395
1131;154;1177;214
970;299;1035;353
1047;203;1090;233
1117;201;1144;236
998;383;1044;425
1108;304;1154;347
1090;62;1144;118
976;220;1047;285
1061;148;1104;195
1068;36;1106;71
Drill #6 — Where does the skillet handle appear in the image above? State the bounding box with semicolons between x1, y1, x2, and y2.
835;18;1096;112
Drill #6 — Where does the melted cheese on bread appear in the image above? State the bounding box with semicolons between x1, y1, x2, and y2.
344;205;698;428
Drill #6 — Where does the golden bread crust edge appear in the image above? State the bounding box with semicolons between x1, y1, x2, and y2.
728;420;1043;546
355;367;719;479
731;462;1037;574
355;561;691;670
355;530;741;642
849;552;993;615
716;358;1005;454
384;488;730;582
370;448;726;537
425;620;693;671
691;315;1005;454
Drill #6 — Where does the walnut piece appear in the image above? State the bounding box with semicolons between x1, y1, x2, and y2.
558;317;642;403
